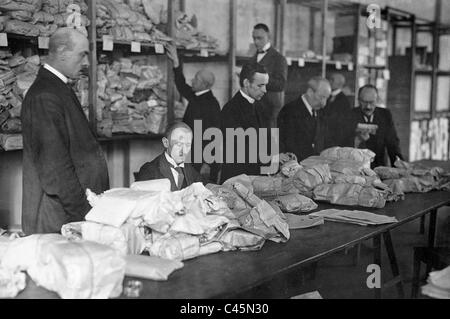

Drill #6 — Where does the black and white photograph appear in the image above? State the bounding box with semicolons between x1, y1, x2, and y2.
0;0;449;305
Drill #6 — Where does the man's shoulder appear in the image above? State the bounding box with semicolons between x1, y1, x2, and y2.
268;47;286;61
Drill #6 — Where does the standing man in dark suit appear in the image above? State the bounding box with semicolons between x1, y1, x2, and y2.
278;76;331;161
21;28;109;235
219;63;269;184
251;23;288;129
323;73;353;148
352;84;403;168
136;122;203;191
166;43;221;183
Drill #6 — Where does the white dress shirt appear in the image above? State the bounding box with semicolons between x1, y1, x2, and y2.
165;152;185;188
240;90;255;104
43;64;68;84
195;89;210;97
301;94;316;117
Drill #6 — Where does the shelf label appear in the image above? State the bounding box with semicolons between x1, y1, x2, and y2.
131;41;141;53
335;61;342;70
383;69;390;80
102;35;114;51
286;57;292;66
200;49;209;57
298;58;305;67
0;33;7;47
376;78;384;89
155;43;164;54
38;36;50;49
348;63;354;71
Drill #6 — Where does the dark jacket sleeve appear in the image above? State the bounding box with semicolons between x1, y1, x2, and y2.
30;93;91;219
266;54;288;92
173;66;196;101
277;107;288;153
384;110;403;165
136;162;157;182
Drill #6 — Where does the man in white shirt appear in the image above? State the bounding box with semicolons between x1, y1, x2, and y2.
278;76;331;161
251;23;288;129
136;122;203;191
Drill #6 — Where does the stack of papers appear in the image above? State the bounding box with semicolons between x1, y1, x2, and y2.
422;266;450;299
309;209;398;226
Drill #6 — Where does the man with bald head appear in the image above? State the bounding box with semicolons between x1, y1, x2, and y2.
21;28;109;234
323;73;353;148
166;44;221;182
135;122;203;191
278;76;331;161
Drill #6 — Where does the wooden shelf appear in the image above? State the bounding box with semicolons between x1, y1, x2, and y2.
97;133;164;142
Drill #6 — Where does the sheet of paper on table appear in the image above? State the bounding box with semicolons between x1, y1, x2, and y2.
309;209;398;226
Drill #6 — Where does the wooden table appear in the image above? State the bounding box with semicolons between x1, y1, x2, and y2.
15;191;450;299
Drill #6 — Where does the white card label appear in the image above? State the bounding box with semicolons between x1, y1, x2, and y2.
383;69;390;80
335;61;342;70
200;49;208;57
348;63;354;71
102;35;113;51
0;33;7;47
155;43;164;54
286;57;292;66
131;41;141;53
38;37;50;49
298;58;305;67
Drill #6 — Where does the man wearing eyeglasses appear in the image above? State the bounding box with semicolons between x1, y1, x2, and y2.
352;84;403;168
135;122;203;191
277;76;331;161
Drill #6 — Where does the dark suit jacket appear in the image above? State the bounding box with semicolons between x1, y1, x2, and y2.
278;96;327;161
323;91;353;148
351;107;403;168
135;153;203;191
251;47;288;127
21;67;109;235
220;91;266;183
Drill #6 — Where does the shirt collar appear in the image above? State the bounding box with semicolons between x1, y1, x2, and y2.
165;152;185;168
44;63;68;84
301;94;314;116
258;42;271;53
331;89;341;97
240;90;255;104
195;89;210;97
364;114;374;123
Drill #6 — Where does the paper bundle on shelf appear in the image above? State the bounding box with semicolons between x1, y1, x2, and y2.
0;0;89;37
96;57;168;136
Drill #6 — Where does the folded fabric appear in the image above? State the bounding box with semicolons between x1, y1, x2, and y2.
273;193;318;213
374;166;409;180
1;234;126;299
280;160;302;178
285;214;324;229
313;183;386;208
130;179;171;192
428;265;450;289
310;209;397;226
125;254;183;281
219;228;265;251
0;266;26;298
61;221;147;256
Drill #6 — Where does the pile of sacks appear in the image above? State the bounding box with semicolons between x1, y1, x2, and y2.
374;158;450;194
0;0;89;37
96;57;168;136
96;0;171;43
250;147;396;209
64;179;289;261
172;11;219;51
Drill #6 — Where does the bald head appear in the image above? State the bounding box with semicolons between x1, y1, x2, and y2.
47;27;89;79
192;69;215;92
305;76;331;109
329;73;346;91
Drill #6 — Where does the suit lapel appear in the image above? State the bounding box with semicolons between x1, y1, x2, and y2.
158;154;178;191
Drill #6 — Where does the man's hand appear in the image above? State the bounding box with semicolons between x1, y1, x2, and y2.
165;43;180;68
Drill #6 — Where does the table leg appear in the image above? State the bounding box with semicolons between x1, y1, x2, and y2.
382;231;405;298
411;248;421;298
373;235;382;299
419;215;425;234
426;209;438;274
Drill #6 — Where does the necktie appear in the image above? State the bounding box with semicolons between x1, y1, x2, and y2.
312;110;317;119
173;166;185;189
